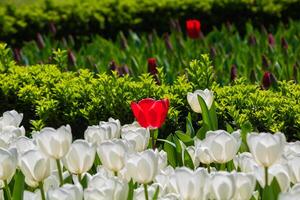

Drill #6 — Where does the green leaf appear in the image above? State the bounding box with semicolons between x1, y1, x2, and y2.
152;185;160;200
175;130;193;146
12;170;25;200
173;136;183;166
197;95;213;130
209;102;218;130
127;179;134;200
186;112;195;137
163;134;177;167
196;123;209;140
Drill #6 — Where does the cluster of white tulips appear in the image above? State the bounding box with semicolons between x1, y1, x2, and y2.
1;109;300;200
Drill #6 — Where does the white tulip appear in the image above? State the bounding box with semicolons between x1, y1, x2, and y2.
47;184;83;200
210;171;236;200
233;152;260;173
9;136;36;155
62;140;96;175
84;175;128;200
154;166;176;193
125;149;159;184
194;138;213;165
0;110;23;128
84;118;121;145
284;141;300;159
233;172;256;200
187;89;214;113
97;139;129;172
279;191;300;200
121;121;141;132
23;190;41;200
36;125;72;159
202;130;241;164
156;149;168;171
268;164;290;192
121;127;150;152
0;126;25;148
158;193;181;200
20;149;51;184
0;147;17;181
287;156;300;184
173;167;208;200
186;146;200;167
0;190;3;200
247;132;286;167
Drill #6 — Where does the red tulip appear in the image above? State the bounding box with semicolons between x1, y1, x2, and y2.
131;98;169;129
262;71;272;89
148;58;158;75
186;19;201;39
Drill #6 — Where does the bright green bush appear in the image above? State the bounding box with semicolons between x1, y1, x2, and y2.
1;0;300;43
0;57;299;139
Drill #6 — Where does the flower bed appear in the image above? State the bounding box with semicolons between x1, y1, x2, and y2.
0;90;299;199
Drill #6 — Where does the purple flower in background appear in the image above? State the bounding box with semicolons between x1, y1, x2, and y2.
281;37;288;50
268;33;275;48
13;48;22;63
68;49;76;66
230;64;238;81
36;33;45;49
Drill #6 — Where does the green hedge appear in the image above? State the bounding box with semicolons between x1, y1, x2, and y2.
0;58;299;140
1;0;300;44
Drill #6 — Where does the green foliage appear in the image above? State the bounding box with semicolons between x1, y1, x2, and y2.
0;43;15;71
0;61;299;139
1;0;300;44
52;48;67;70
6;21;300;84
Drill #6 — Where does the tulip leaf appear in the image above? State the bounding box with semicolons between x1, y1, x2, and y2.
152;185;160;200
196;123;209;140
12;169;24;200
262;177;281;200
175;130;193;145
186;112;195;137
226;122;234;133
197;95;213;130
184;149;195;170
163;134;177;167
209;102;218;130
127;179;134;200
173;136;183;166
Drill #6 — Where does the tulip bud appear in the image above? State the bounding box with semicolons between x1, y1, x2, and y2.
262;71;272;89
163;33;173;51
125;149;159;184
49;22;57;35
186;19;201;39
248;34;257;46
262;54;270;70
36;33;45;49
281;37;288;50
109;60;117;71
247;132;286;167
148;58;158;75
268;33;275;48
35;125;72;159
230;64;238;81
187;89;214;113
20;149;51;185
68;49;76;66
62;140;96;175
13;48;22;63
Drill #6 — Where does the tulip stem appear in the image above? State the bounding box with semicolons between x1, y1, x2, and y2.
150;129;156;150
114;171;118;176
56;159;64;186
206;164;211;173
220;163;226;171
39;182;46;200
78;173;82;183
265;167;268;187
4;180;12;200
143;184;149;200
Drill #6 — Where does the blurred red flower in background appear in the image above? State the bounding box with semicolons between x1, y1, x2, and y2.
186;19;201;39
131;98;169;129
